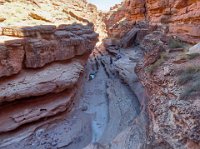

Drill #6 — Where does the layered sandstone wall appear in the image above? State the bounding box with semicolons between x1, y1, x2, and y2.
105;0;200;44
0;23;98;133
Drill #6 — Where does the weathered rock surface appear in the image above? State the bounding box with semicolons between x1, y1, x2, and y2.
188;42;200;54
105;0;200;44
0;89;75;133
135;29;200;149
1;0;199;149
0;22;98;137
103;22;200;149
0;24;98;77
0;36;24;78
0;61;83;103
82;46;148;149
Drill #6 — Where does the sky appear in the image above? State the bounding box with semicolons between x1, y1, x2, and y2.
88;0;122;11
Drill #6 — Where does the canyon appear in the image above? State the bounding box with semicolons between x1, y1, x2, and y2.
0;0;199;149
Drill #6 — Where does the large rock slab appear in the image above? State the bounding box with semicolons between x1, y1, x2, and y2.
0;89;75;133
0;61;83;103
24;38;76;68
188;42;200;54
24;31;98;68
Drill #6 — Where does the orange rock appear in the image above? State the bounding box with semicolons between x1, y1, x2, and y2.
105;0;200;43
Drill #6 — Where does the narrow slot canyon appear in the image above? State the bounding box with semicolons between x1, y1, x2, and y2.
0;0;200;149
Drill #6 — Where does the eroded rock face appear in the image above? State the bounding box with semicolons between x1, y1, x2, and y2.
135;29;200;149
0;24;98;77
0;37;24;78
105;0;200;44
102;19;200;148
0;23;98;135
0;89;76;133
0;61;83;103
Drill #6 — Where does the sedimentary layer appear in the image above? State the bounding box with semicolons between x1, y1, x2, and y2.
0;23;98;134
105;0;200;43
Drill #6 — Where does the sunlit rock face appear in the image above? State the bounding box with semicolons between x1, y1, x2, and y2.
105;0;200;44
0;0;107;41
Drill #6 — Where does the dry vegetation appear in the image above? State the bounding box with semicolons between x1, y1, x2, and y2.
145;52;168;74
168;38;184;49
177;57;200;99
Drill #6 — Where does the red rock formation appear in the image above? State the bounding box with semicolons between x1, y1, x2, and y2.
0;23;98;132
105;2;200;148
135;29;200;149
105;0;200;44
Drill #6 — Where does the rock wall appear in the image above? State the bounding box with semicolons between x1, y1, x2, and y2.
0;23;98;133
105;0;200;44
107;3;200;147
135;30;200;149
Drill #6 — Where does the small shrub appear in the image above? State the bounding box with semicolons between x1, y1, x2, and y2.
175;53;200;63
146;52;168;74
180;81;200;99
168;38;183;49
178;65;200;99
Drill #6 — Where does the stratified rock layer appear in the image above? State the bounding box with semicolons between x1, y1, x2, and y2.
105;0;200;43
0;89;75;133
0;23;98;134
0;61;83;103
0;24;98;77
